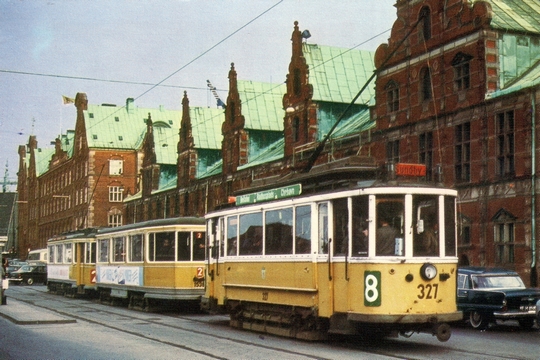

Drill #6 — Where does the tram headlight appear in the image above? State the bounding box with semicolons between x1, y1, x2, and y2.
420;263;437;281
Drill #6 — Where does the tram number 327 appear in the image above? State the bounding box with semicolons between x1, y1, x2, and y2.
364;271;438;306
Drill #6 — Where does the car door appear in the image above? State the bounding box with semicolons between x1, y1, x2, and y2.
457;273;470;308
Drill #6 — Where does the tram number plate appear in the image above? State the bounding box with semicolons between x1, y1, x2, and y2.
193;278;205;288
364;271;381;307
262;292;269;301
417;283;438;299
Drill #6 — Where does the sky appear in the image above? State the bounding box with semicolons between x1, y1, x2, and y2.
0;0;397;192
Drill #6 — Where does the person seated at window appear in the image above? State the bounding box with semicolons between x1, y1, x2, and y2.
376;218;397;256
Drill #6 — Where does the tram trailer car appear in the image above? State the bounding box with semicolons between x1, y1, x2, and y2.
47;228;99;297
94;217;206;311
203;163;462;341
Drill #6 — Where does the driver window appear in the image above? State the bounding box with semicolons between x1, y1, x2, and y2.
375;196;404;256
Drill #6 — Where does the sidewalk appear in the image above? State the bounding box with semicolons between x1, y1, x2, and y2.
0;297;76;325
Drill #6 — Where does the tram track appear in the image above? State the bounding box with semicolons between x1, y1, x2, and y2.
8;287;338;360
7;286;531;360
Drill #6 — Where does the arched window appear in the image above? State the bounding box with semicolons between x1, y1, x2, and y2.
385;80;399;113
419;6;431;41
420;67;432;102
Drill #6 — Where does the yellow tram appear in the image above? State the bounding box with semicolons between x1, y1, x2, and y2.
203;163;462;341
94;217;206;310
47;228;99;297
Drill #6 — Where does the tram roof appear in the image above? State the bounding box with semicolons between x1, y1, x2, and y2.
96;217;205;236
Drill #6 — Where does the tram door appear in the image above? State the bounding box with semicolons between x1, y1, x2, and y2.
76;242;84;286
331;198;349;312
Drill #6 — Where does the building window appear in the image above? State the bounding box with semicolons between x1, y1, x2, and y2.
419;132;433;181
385;80;399;113
419;6;431;41
496;110;515;178
458;214;471;246
108;208;123;227
493;209;515;264
452;53;472;91
109;186;124;202
420;67;432;102
455;122;471;183
109;159;123;176
386;139;400;164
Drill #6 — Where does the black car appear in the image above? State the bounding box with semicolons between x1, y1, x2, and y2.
457;267;540;330
9;263;47;285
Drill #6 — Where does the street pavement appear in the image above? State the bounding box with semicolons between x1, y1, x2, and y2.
0;296;75;325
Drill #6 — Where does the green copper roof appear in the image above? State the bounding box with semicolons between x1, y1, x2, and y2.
488;60;540;98
84;103;181;150
190;107;224;149
331;107;374;138
34;147;55;176
238;80;286;131
152;125;178;165
478;0;540;34
303;44;375;105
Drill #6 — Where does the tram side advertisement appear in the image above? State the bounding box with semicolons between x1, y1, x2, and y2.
97;266;143;286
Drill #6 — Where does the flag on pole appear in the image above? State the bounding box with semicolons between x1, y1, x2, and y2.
62;95;75;105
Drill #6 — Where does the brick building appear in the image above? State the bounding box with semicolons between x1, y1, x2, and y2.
371;0;540;285
16;93;180;257
18;1;540;286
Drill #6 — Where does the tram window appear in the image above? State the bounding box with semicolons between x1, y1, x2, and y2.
295;205;311;254
376;196;404;256
444;196;457;256
85;242;96;264
333;198;349;256
227;216;238;256
65;243;73;263
193;231;205;261
113;236;126;262
56;244;64;263
318;203;329;254
351;196;369;257
413;195;439;257
177;231;191;261
239;212;263;256
48;246;55;263
98;239;109;262
149;231;175;261
265;208;293;255
128;234;143;262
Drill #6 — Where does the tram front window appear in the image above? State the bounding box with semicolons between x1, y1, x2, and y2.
376;196;404;256
413;195;440;257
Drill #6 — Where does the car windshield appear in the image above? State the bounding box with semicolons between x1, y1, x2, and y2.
472;275;525;289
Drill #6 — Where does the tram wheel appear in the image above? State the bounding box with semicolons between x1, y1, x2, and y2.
469;311;490;330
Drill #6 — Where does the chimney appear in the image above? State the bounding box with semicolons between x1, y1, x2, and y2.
126;98;134;114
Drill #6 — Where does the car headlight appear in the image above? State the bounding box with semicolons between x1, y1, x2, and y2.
420;263;437;281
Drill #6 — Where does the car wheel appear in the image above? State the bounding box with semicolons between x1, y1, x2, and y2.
518;318;535;330
469;311;490;330
26;278;34;285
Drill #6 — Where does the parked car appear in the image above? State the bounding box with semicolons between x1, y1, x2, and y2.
457;267;540;330
8;263;47;285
